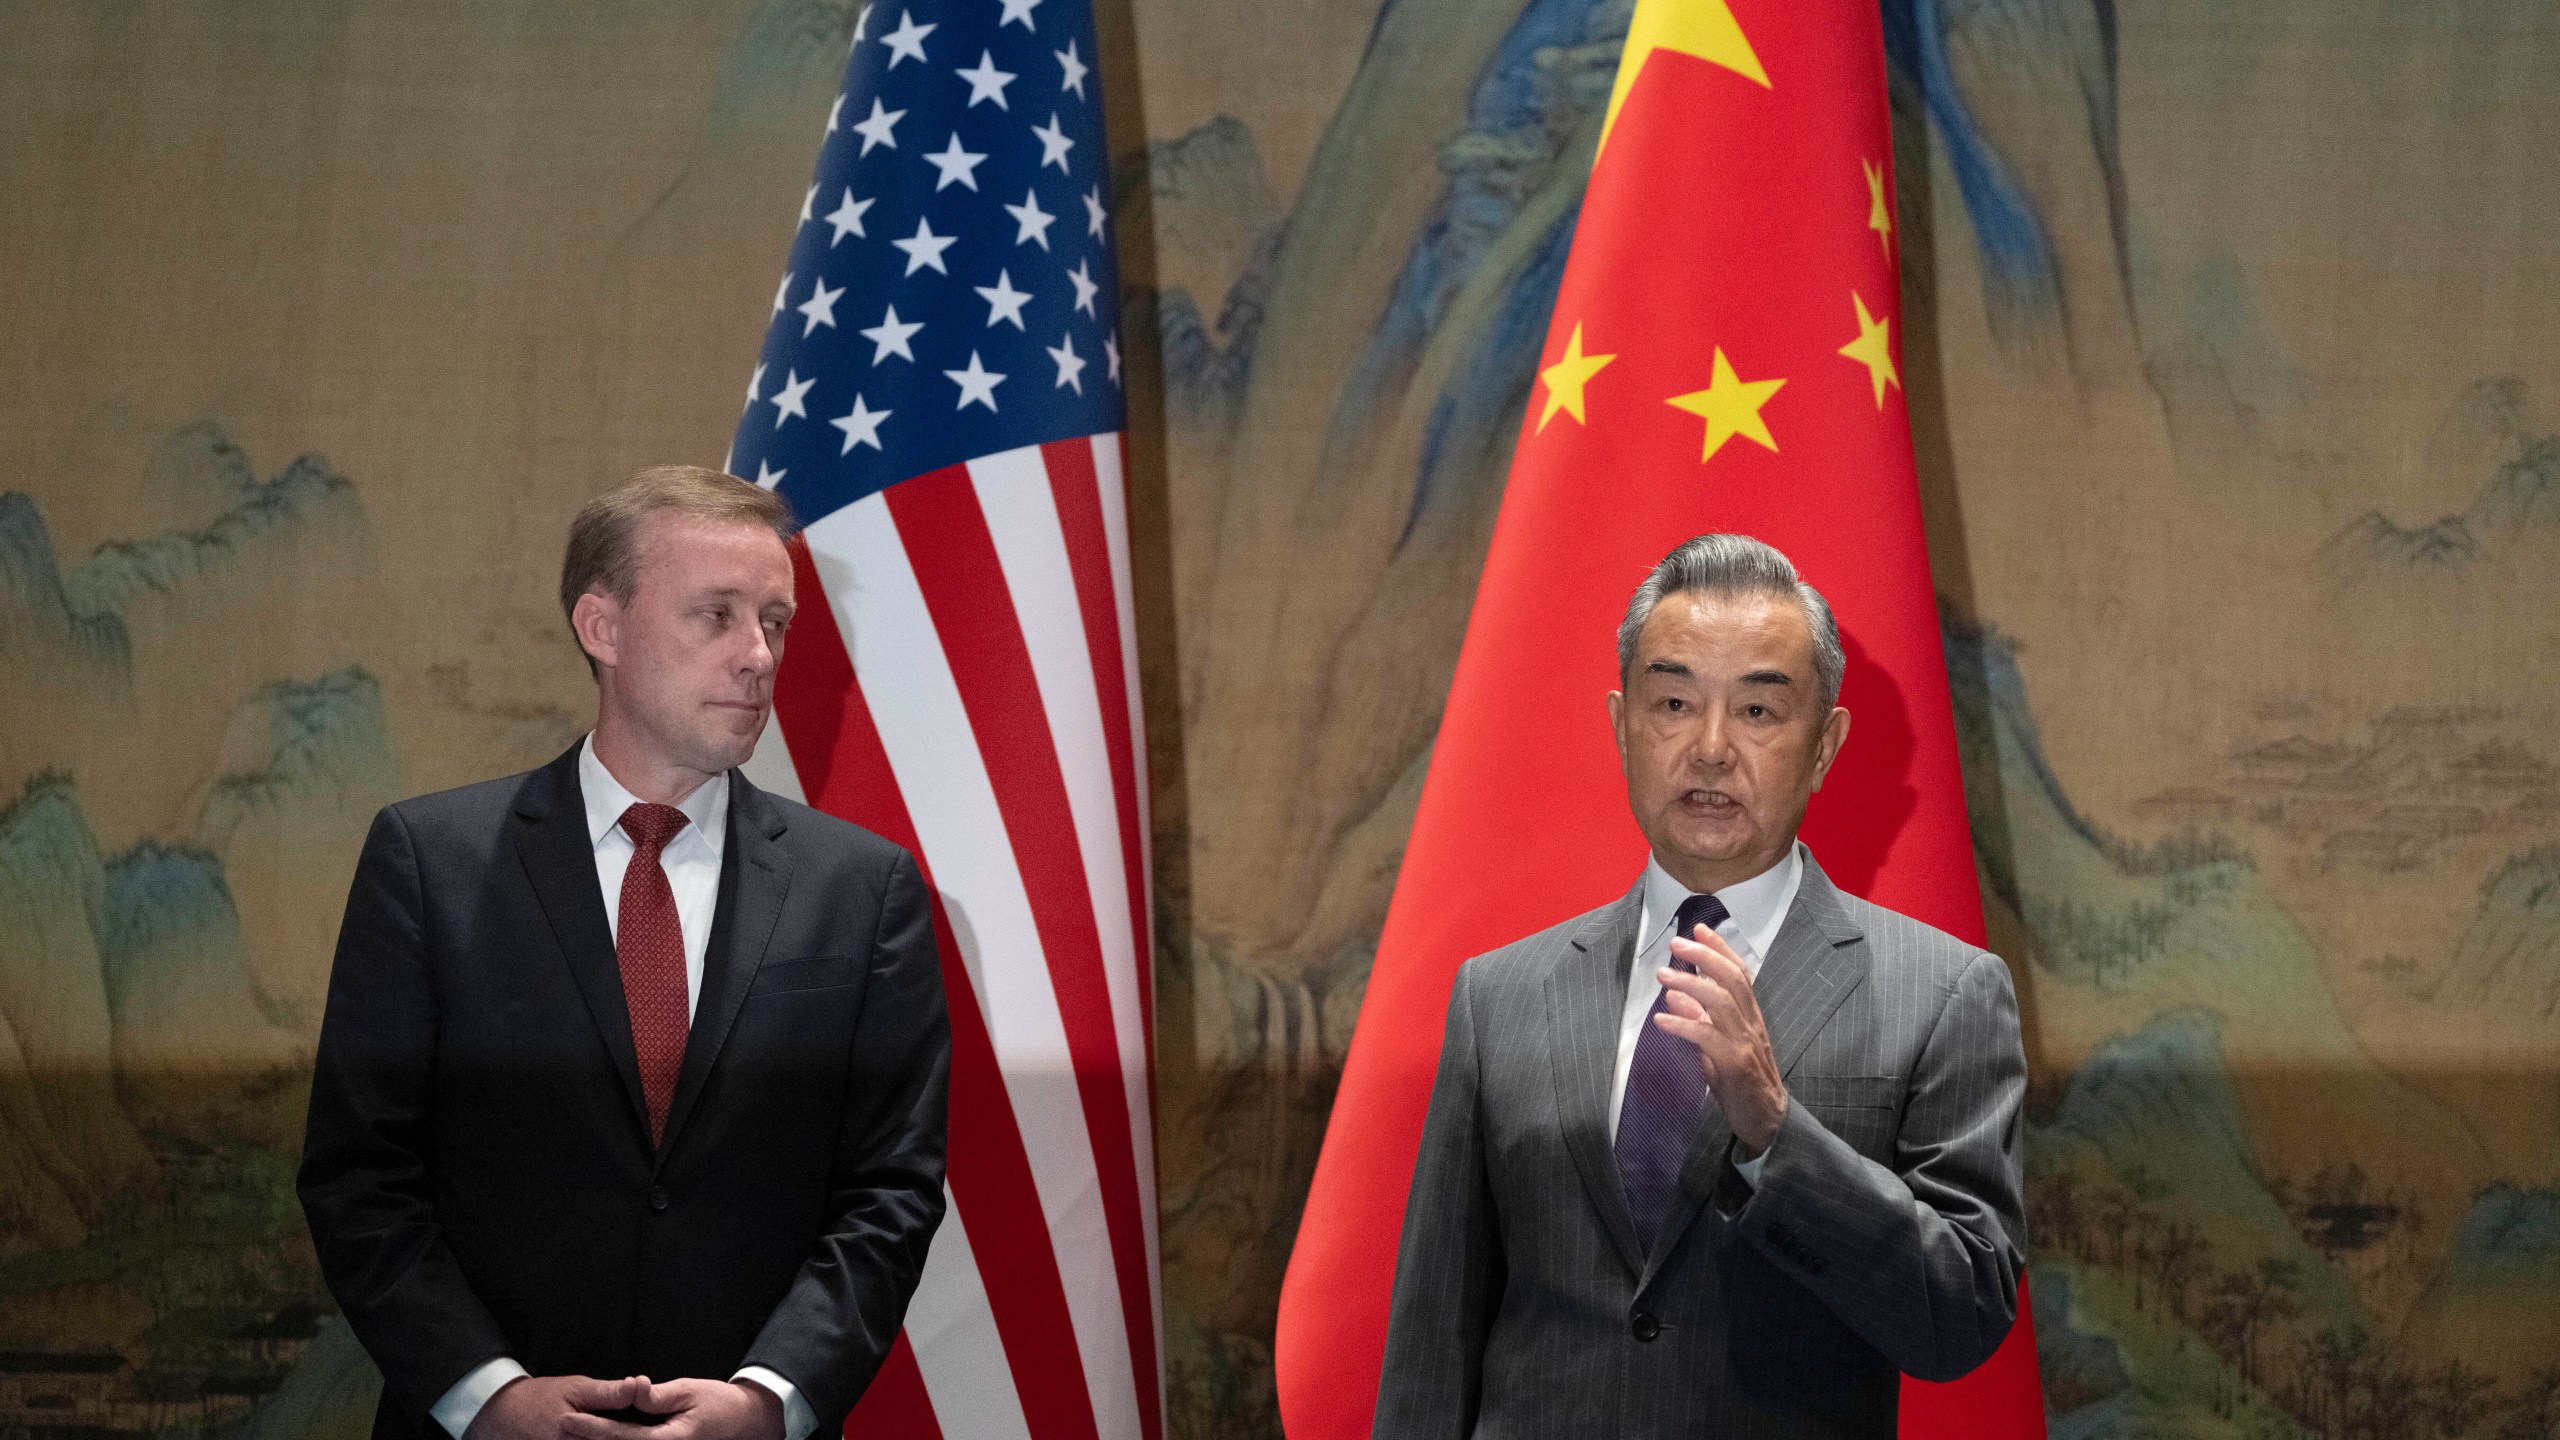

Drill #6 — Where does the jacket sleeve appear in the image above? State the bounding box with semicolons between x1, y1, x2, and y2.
1727;950;2028;1381
298;805;516;1421
1373;964;1504;1439
741;848;952;1429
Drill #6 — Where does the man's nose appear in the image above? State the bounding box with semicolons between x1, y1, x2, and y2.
742;630;779;678
1686;709;1733;769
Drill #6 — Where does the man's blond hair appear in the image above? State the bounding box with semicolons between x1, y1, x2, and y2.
559;465;796;673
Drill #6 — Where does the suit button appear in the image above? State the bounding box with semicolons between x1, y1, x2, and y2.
648;1187;671;1212
1630;1311;1661;1343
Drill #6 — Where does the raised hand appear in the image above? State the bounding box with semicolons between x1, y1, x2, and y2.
1654;922;1789;1156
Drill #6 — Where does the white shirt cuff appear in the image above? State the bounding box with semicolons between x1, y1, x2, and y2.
432;1357;528;1440
734;1366;817;1440
1735;1149;1768;1189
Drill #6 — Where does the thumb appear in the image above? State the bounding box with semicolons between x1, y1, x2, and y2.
561;1376;643;1412
637;1380;695;1415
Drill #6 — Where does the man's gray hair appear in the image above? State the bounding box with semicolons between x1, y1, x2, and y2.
1616;533;1846;710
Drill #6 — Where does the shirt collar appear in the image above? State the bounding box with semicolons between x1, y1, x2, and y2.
1638;841;1806;967
578;733;730;855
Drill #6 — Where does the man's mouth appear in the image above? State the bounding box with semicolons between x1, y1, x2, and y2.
1681;789;1740;811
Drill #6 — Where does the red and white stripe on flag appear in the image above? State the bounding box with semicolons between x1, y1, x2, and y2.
741;435;1161;1440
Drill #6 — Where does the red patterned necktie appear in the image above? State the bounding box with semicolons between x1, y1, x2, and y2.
616;802;692;1146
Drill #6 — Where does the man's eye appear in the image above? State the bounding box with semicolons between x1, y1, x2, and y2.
1663;697;1686;712
1746;704;1767;718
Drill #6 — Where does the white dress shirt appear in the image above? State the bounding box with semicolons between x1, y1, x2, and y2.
1606;843;1807;1189
580;734;728;1015
432;738;814;1440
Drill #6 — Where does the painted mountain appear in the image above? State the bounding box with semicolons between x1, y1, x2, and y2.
0;432;394;1440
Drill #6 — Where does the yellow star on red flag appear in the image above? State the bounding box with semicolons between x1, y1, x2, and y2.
1863;159;1892;258
1597;0;1768;156
1838;292;1900;408
1666;348;1784;464
1536;323;1615;432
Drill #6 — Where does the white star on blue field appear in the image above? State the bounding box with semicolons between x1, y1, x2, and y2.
732;0;1123;527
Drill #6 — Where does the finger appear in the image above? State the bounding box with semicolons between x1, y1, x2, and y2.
1658;967;1744;1030
1665;979;1771;1081
1660;985;1708;1023
560;1414;659;1440
1653;1012;1731;1085
1681;922;1748;968
1662;945;1745;1007
637;1382;696;1416
561;1377;643;1413
1662;973;1782;1093
1668;932;1753;996
1660;963;1752;1033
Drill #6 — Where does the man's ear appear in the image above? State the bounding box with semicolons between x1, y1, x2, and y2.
1606;689;1627;763
571;589;620;672
1809;706;1851;790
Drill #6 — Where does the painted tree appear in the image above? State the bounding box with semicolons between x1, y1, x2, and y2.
2206;1256;2300;1392
2029;1169;2087;1261
2096;1188;2139;1270
2429;1358;2497;1439
2150;1220;2210;1325
2499;1369;2560;1440
2371;1365;2425;1440
2299;1324;2372;1440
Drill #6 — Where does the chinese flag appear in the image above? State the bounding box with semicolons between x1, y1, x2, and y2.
1272;1;2047;1437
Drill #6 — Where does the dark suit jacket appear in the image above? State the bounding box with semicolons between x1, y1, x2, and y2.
298;744;950;1440
1375;854;2026;1439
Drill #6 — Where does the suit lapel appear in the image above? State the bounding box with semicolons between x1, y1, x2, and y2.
1641;852;1870;1289
1750;855;1871;1080
657;771;792;1159
1547;880;1648;1279
511;745;651;1141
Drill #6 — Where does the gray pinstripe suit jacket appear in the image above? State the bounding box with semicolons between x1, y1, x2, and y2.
1374;852;2026;1439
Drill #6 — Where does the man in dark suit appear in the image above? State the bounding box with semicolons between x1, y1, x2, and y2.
1376;534;2027;1438
300;466;949;1440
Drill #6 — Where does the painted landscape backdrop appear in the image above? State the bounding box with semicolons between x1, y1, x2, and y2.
1;0;2553;1437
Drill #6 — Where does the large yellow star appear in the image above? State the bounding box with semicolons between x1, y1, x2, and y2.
1864;159;1893;258
1666;348;1785;464
1597;0;1769;157
1537;323;1616;432
1838;292;1900;408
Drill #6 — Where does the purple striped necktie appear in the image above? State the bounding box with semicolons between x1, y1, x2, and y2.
1616;891;1729;1251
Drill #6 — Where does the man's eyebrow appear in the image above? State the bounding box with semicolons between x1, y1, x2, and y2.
689;585;794;603
1739;669;1794;687
1644;659;1693;676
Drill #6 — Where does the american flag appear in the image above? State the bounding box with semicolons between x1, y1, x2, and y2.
725;1;1158;1436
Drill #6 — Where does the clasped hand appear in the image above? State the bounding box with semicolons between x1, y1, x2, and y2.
1655;923;1789;1157
468;1374;783;1440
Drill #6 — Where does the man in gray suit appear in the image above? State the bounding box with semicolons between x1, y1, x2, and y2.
1375;534;2027;1439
